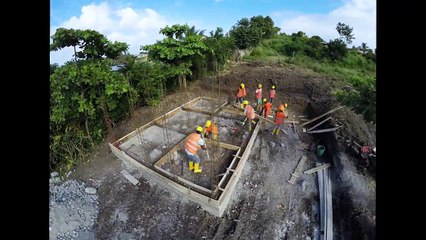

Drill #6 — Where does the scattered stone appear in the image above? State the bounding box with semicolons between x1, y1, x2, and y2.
51;172;59;178
85;187;97;195
270;142;276;148
280;143;285;148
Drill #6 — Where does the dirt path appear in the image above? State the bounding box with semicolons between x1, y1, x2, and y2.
52;61;376;239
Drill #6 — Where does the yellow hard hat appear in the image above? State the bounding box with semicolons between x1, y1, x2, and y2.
272;85;275;89
279;104;285;111
205;120;212;127
284;103;288;108
263;98;267;103
258;84;262;88
240;83;245;88
243;100;249;105
196;126;203;132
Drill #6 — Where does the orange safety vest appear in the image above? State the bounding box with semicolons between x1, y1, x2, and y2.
185;133;202;154
269;89;276;98
237;88;244;98
275;111;285;124
255;88;262;99
264;102;272;117
242;88;247;97
205;123;218;135
245;105;255;119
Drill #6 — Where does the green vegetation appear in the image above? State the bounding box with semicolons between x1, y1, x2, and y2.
247;29;376;123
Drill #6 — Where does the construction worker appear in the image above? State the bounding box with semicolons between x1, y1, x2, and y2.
203;120;218;140
269;85;276;103
185;126;208;173
235;83;246;106
242;100;256;132
255;84;262;111
272;104;287;135
260;98;272;118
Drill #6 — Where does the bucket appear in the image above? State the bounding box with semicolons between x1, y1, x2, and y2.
317;145;326;157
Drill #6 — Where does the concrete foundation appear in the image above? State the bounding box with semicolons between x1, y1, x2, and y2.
110;97;262;217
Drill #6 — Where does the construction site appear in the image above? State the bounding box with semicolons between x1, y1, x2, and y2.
51;61;376;239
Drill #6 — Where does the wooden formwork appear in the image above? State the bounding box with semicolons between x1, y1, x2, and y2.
109;97;262;217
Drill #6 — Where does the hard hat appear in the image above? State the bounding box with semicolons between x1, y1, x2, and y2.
279;104;285;111
258;84;262;88
243;100;249;105
205;120;212;127
263;98;267;103
240;83;245;88
272;85;275;89
196;126;203;132
284;103;288;108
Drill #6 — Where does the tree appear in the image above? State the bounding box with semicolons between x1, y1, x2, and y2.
305;36;326;60
336;22;355;45
359;42;369;55
142;24;209;89
229;16;280;49
205;27;236;71
327;39;348;61
50;63;59;75
50;28;129;61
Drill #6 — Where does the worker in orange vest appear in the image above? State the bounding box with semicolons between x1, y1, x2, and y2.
269;85;276;103
235;83;246;107
185;126;208;173
242;100;256;132
261;98;272;118
203;120;218;140
272;103;287;135
255;83;263;111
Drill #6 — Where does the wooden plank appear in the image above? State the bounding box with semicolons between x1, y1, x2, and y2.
212;101;229;116
216;119;262;215
120;170;140;185
216;148;241;190
299;106;344;128
304;163;332;175
114;97;201;144
307;126;341;134
205;139;240;151
182;106;212;115
317;163;325;236
324;168;333;240
287;156;307;185
154;136;190;168
307;116;332;132
154;164;212;194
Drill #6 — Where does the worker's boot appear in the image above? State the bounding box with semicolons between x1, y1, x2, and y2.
194;163;203;173
272;128;277;135
189;161;194;171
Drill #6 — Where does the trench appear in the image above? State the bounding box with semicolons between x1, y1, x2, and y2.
305;102;375;239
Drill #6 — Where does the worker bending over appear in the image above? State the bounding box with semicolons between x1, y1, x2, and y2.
203;120;218;140
185;126;208;173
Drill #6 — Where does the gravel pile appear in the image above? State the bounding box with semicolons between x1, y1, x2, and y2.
49;178;99;240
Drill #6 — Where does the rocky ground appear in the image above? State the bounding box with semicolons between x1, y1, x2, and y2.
49;61;376;239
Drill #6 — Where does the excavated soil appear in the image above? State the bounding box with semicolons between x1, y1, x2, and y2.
55;61;376;239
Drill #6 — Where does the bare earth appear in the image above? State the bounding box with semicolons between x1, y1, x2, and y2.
55;61;376;239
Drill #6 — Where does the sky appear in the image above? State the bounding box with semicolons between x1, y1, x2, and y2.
50;0;376;65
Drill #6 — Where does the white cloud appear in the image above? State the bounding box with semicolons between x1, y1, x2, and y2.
50;2;168;65
275;0;376;49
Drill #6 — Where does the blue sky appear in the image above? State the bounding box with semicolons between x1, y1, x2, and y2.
50;0;376;65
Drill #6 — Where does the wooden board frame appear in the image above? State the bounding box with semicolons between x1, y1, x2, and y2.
110;97;261;217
